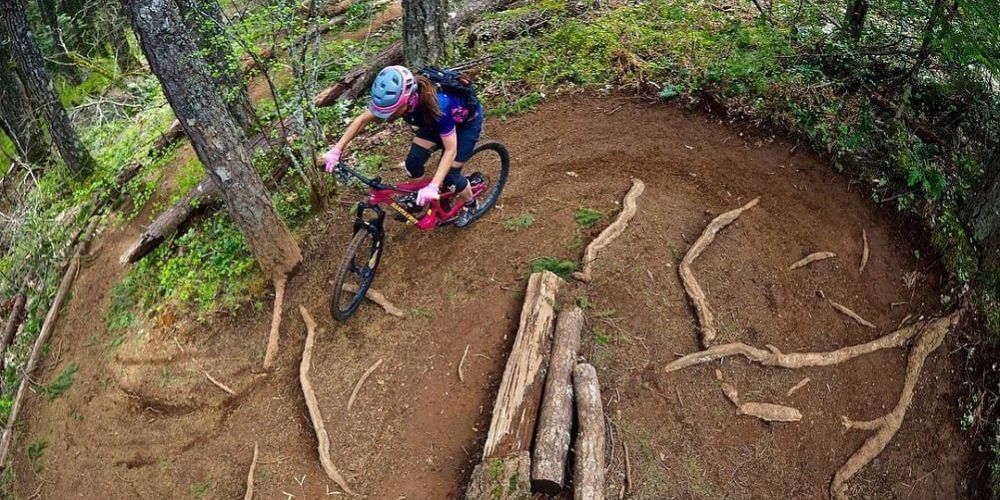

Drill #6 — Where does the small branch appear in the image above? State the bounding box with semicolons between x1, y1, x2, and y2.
263;277;288;370
679;197;760;347
458;344;470;382
572;178;645;283
298;306;355;495
829;300;877;329
715;370;801;422
789;251;836;270
244;442;259;500
347;358;383;412
205;371;235;395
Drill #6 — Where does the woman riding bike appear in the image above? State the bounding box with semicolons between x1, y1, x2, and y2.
324;65;485;227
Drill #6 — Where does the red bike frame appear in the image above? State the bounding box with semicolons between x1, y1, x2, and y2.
366;177;488;230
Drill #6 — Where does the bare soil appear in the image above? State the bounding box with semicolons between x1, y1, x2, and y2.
11;94;976;499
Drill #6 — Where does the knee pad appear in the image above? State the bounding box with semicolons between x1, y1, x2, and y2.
405;146;432;178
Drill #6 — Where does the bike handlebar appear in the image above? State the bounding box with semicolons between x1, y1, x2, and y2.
334;162;414;193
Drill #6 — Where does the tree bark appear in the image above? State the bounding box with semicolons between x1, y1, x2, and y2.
573;363;606;500
403;0;445;68
843;0;869;40
970;166;1000;277
0;46;48;164
123;0;302;280
531;306;583;495
482;270;561;459
174;0;258;134
0;0;96;176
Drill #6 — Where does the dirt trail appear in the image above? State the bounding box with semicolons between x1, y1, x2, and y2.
11;95;975;498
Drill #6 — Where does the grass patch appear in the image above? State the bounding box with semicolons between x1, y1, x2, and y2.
189;476;213;498
502;212;536;230
574;207;604;229
530;256;578;278
37;363;78;401
26;439;47;461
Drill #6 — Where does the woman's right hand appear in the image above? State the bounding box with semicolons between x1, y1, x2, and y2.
323;146;343;173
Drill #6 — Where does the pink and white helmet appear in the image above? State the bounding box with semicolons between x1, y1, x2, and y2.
369;65;417;119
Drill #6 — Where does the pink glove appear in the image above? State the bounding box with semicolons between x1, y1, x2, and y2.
323;146;342;173
416;182;440;206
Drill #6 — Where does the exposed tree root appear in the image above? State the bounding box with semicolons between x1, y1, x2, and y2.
664;311;960;372
347;358;383;412
830;309;960;499
204;371;235;395
298;306;355;495
458;344;470;382
829;300;877;329
263;277;287;370
572;178;645;283
342;284;404;317
786;377;811;397
244;442;258;500
789;251;836;270
715;370;802;422
859;229;869;274
679;197;760;347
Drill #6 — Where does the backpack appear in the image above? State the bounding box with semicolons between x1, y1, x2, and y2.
418;67;481;110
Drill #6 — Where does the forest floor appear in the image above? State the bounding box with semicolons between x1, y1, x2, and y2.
9;94;978;498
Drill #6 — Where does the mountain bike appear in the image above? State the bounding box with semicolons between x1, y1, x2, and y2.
329;141;510;321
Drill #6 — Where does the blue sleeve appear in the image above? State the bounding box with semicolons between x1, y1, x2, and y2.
435;93;456;138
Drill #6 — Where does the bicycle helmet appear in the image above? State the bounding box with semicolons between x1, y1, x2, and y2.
369;65;417;120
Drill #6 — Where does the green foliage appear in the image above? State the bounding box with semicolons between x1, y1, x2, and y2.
502;212;536;230
530;256;578;278
574;208;604;229
189;476;213;498
37;363;78;401
26;439;47;461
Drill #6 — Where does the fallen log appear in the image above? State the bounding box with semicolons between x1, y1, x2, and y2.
0;252;81;468
572;178;645;283
298;305;355;495
679;197;760;347
573;363;606;500
0;293;26;376
531;306;583;495
126;0;518;264
467;270;561;499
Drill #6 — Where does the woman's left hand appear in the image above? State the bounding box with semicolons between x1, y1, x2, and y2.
417;182;440;206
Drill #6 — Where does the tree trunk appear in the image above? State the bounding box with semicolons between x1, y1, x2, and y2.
573;363;606;500
0;293;26;388
0;46;49;164
403;0;445;68
531;306;583;495
123;0;302;280
970;166;1000;277
843;0;869;40
0;0;95;176
174;0;258;134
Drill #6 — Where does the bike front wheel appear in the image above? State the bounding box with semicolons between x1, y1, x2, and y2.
465;141;510;223
330;225;384;321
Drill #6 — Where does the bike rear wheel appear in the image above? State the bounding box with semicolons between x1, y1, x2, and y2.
465;141;510;223
330;225;384;321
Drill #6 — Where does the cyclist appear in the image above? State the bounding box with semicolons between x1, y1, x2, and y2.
324;65;485;227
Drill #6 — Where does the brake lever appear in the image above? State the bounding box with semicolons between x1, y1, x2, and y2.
336;162;349;183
